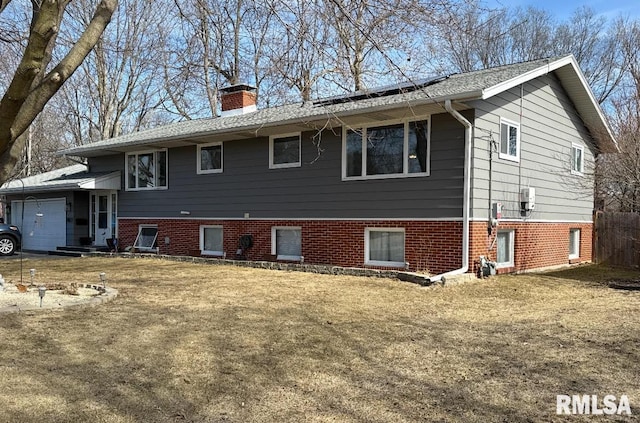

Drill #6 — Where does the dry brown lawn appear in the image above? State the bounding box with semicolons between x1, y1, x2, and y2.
0;256;638;422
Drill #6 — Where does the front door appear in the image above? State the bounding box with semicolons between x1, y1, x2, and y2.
91;191;117;246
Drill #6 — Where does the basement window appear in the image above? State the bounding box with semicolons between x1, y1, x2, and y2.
496;229;514;268
134;225;158;252
569;228;580;259
365;228;405;267
272;227;302;260
200;225;224;256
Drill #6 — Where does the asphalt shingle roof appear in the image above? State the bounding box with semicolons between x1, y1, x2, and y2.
60;56;614;157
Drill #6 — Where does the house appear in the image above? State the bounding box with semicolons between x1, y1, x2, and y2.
0;55;615;278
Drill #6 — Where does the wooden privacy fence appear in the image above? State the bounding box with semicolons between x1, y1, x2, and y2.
594;211;640;268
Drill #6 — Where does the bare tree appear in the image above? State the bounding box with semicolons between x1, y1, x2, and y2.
166;0;273;118
0;0;118;183
60;0;169;144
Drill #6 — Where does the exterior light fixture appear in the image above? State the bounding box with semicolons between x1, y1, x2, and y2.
99;272;106;287
38;286;46;307
180;211;191;215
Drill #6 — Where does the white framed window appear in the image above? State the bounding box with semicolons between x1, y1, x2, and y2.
200;225;224;256
499;118;520;162
271;226;302;260
569;228;580;259
126;150;168;190
571;144;584;175
496;229;515;268
198;142;223;174
365;228;405;267
269;133;301;169
134;225;158;252
343;118;430;180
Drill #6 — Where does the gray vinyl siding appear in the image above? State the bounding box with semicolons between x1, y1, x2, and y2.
89;112;467;220
469;73;595;222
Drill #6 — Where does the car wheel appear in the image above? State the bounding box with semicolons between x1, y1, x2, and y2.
0;235;16;255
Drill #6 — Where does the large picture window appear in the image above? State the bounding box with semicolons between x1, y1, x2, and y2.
198;142;223;174
200;225;224;256
270;133;301;169
271;227;302;261
343;118;429;180
365;228;405;267
499;118;520;162
126;150;167;190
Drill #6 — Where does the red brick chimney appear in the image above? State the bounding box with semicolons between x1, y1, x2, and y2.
220;84;257;117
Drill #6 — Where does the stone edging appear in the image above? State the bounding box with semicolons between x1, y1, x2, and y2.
0;285;118;314
87;251;471;287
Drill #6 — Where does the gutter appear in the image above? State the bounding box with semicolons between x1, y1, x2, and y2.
427;99;472;284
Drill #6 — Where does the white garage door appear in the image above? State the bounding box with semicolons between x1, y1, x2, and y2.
12;198;67;251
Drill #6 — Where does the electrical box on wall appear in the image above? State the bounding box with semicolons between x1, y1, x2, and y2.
492;202;503;219
520;187;536;211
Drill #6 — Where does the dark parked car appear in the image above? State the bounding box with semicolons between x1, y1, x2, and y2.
0;223;21;255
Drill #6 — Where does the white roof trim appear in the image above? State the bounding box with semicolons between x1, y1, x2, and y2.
481;55;616;151
480;56;573;99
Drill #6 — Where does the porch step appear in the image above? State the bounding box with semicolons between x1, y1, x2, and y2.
48;245;108;257
48;249;85;257
56;246;99;253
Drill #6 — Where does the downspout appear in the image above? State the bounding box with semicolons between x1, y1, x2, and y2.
427;100;472;283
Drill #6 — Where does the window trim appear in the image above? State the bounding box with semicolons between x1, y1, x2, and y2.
364;227;406;268
200;225;224;256
197;142;223;175
496;229;515;268
134;224;158;252
571;143;584;175
341;117;431;181
271;226;302;261
125;149;168;191
269;133;301;169
569;228;580;259
498;118;520;163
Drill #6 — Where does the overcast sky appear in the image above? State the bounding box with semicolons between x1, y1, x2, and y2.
485;0;640;20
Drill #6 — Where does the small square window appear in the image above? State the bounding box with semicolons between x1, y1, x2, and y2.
134;225;158;251
270;134;301;169
272;227;302;260
365;228;405;267
198;143;223;174
200;225;223;255
571;144;584;175
569;228;580;259
499;119;520;162
496;229;514;268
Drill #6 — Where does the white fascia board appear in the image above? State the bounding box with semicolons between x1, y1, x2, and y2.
481;54;617;152
481;55;575;100
79;171;121;190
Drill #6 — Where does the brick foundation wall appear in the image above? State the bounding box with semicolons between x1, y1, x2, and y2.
118;219;462;274
118;218;592;275
469;220;593;274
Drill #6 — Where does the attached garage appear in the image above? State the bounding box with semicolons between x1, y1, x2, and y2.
11;198;67;251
